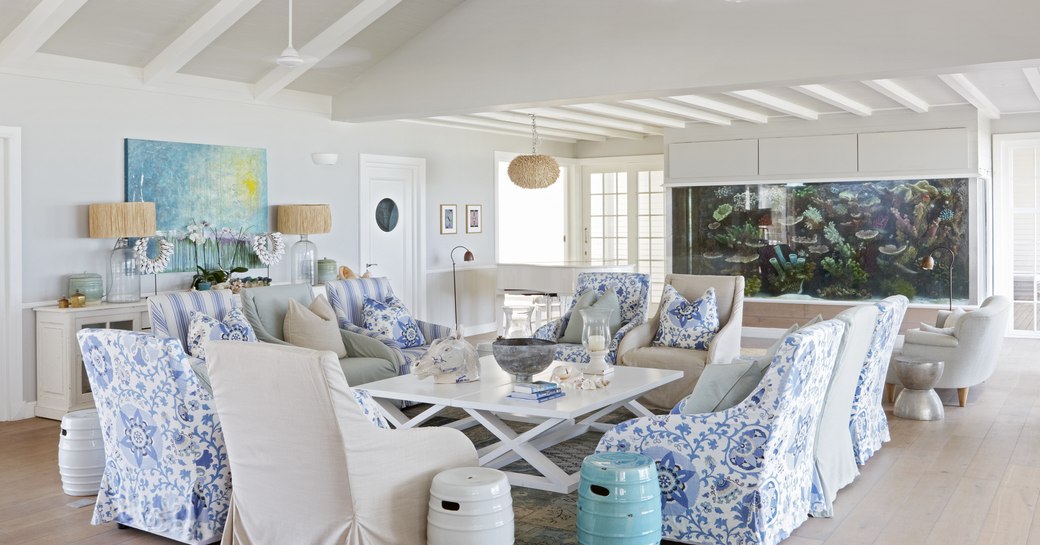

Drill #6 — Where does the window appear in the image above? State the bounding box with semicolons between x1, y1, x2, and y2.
495;153;568;264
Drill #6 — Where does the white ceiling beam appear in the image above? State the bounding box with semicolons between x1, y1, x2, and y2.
795;84;872;116
863;79;929;113
474;112;646;139
566;103;687;128
668;94;769;123
1023;68;1040;106
939;73;1000;119
143;0;263;84
515;107;663;135
431;116;606;141
254;0;401;101
726;89;819;120
622;98;731;126
400;119;577;143
0;0;88;65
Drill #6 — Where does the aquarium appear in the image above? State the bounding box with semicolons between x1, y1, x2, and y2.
671;179;970;303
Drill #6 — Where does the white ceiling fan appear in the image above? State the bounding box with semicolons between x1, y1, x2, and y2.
276;0;309;67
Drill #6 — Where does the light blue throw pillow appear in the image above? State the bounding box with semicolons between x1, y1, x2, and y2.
186;307;257;360
362;295;425;348
653;285;719;350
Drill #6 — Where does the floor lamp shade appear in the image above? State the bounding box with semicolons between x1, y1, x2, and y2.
88;202;157;303
278;204;332;285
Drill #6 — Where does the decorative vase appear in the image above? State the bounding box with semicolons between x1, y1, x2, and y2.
581;308;613;376
197;281;211;291
501;306;534;338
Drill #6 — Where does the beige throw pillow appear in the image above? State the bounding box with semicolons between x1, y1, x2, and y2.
944;307;967;329
284;295;347;358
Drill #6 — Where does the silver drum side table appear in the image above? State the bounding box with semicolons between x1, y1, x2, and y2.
893;356;945;421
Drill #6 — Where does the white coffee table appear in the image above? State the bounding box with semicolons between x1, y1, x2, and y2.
360;357;682;493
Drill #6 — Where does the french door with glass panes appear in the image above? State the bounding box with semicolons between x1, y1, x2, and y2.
582;159;666;304
996;135;1040;335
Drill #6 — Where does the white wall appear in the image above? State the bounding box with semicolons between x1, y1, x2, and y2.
0;73;573;405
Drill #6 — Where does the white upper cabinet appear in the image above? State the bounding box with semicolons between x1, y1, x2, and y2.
759;134;858;176
858;128;972;175
668;139;758;180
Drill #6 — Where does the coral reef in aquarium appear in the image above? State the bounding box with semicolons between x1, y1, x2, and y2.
671;178;970;303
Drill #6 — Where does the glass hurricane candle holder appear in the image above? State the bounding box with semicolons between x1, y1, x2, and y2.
580;308;613;375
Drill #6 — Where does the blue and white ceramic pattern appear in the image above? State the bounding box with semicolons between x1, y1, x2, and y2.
596;320;846;545
653;285;719;351
534;272;650;365
850;295;908;465
77;329;230;544
326;278;453;375
362;294;426;348
186;308;257;360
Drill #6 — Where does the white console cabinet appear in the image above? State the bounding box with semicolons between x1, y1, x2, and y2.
35;302;150;420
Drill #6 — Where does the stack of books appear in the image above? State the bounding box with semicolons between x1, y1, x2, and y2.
507;380;565;402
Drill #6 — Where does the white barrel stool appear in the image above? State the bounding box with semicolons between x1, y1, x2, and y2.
58;409;105;496
428;467;514;545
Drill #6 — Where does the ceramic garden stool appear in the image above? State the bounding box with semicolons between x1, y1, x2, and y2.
893;355;945;421
57;409;105;496
428;466;514;545
577;452;662;545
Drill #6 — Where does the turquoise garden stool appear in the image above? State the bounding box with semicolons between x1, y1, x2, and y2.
577;452;662;545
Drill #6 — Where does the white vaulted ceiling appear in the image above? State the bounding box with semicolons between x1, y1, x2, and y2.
1;0;1039;142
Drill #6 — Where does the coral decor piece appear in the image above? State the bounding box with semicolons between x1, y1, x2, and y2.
251;232;285;266
134;237;173;274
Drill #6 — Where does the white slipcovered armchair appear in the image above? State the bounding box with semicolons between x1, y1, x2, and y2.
207;341;478;545
887;295;1010;407
617;274;744;411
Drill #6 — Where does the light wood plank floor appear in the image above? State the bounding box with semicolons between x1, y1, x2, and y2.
2;337;1038;545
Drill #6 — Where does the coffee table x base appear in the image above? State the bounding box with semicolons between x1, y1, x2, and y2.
362;360;681;494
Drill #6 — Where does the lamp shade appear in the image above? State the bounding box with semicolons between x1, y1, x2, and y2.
88;202;156;238
278;204;332;235
507;154;560;189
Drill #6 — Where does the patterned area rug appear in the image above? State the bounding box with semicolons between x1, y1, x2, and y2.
403;405;631;544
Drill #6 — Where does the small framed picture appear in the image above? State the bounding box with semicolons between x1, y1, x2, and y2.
440;204;457;234
465;204;482;234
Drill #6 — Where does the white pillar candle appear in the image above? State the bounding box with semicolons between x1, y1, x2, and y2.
587;334;607;352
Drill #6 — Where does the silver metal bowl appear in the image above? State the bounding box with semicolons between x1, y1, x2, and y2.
491;338;556;382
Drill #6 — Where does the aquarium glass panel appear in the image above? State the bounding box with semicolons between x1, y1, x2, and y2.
671;179;970;303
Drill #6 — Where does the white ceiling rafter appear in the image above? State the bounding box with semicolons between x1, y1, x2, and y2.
795;84;872;116
622;98;731;126
430;116;607;141
143;0;264;84
516;108;664;135
1023;68;1040;105
566;103;687;128
863;79;930;113
474;112;645;139
669;94;769;123
253;0;401;101
400;119;577;143
726;89;819;120
0;0;88;65
939;73;1000;119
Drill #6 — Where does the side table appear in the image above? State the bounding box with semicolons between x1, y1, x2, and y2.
893;356;945;421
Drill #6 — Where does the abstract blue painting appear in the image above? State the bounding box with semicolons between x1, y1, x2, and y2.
125;138;268;272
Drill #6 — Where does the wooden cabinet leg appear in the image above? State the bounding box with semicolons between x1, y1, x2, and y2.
885;383;895;404
957;387;969;407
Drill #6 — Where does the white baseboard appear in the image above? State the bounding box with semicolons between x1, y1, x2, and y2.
5;401;35;421
462;322;497;337
742;326;787;339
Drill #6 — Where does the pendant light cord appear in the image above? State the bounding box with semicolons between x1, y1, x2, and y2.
287;0;294;49
529;113;539;155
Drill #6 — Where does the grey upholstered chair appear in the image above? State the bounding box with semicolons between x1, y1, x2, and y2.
886;295;1011;407
240;284;398;387
617;274;744;411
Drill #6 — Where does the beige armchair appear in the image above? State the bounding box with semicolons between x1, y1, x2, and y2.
617;274;744;411
207;341;478;545
887;295;1010;407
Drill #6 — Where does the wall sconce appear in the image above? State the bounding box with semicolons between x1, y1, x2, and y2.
311;153;339;165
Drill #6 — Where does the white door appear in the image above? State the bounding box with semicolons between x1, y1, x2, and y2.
359;154;426;317
0;127;24;421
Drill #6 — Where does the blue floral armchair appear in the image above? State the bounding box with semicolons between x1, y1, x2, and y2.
850;295;908;465
596;320;846;545
326;277;453;375
534;272;650;365
77;329;230;545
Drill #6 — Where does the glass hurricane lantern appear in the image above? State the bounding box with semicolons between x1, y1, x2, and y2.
580;308;613;375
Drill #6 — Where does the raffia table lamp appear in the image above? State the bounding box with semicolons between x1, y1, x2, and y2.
88;202;156;303
277;204;332;285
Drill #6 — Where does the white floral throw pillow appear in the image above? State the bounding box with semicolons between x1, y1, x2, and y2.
186;308;257;360
652;285;720;351
361;295;426;348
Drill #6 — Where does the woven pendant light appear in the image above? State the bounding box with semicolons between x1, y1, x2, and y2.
508;114;559;189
